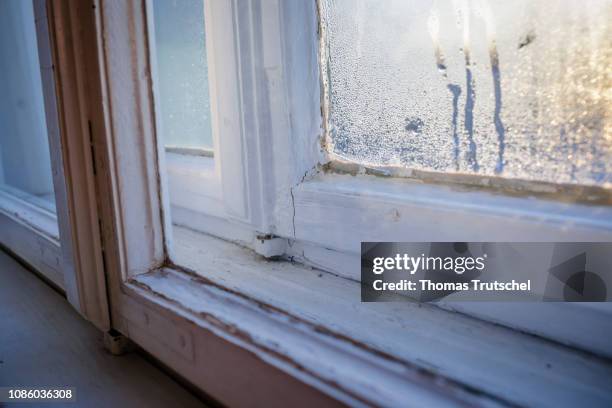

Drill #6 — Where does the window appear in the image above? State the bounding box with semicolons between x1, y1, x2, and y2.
150;0;612;264
141;0;612;363
0;0;56;212
0;0;63;289
150;0;235;238
321;0;611;187
152;0;214;153
46;1;612;406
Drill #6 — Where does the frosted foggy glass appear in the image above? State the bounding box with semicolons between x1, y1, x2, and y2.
0;0;56;210
321;0;611;186
152;0;213;150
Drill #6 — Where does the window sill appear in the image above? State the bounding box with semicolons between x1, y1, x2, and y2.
123;226;612;407
0;188;63;289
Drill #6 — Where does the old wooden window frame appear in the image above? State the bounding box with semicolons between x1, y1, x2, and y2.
41;0;612;406
142;0;612;357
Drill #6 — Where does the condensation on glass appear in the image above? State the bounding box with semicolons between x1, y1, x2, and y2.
152;0;214;152
0;0;56;211
321;0;611;186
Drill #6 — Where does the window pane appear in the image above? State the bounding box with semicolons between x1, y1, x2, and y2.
0;0;56;211
321;0;611;186
152;0;213;151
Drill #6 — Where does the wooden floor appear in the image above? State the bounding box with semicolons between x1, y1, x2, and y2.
0;249;206;407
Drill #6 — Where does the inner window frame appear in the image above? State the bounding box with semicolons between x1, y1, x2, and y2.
142;0;612;357
146;0;612;270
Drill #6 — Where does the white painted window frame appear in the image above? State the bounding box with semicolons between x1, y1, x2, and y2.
145;0;612;357
149;0;612;271
41;0;612;406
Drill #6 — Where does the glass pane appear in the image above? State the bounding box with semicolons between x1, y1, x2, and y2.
321;0;611;186
152;0;214;151
0;0;56;211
